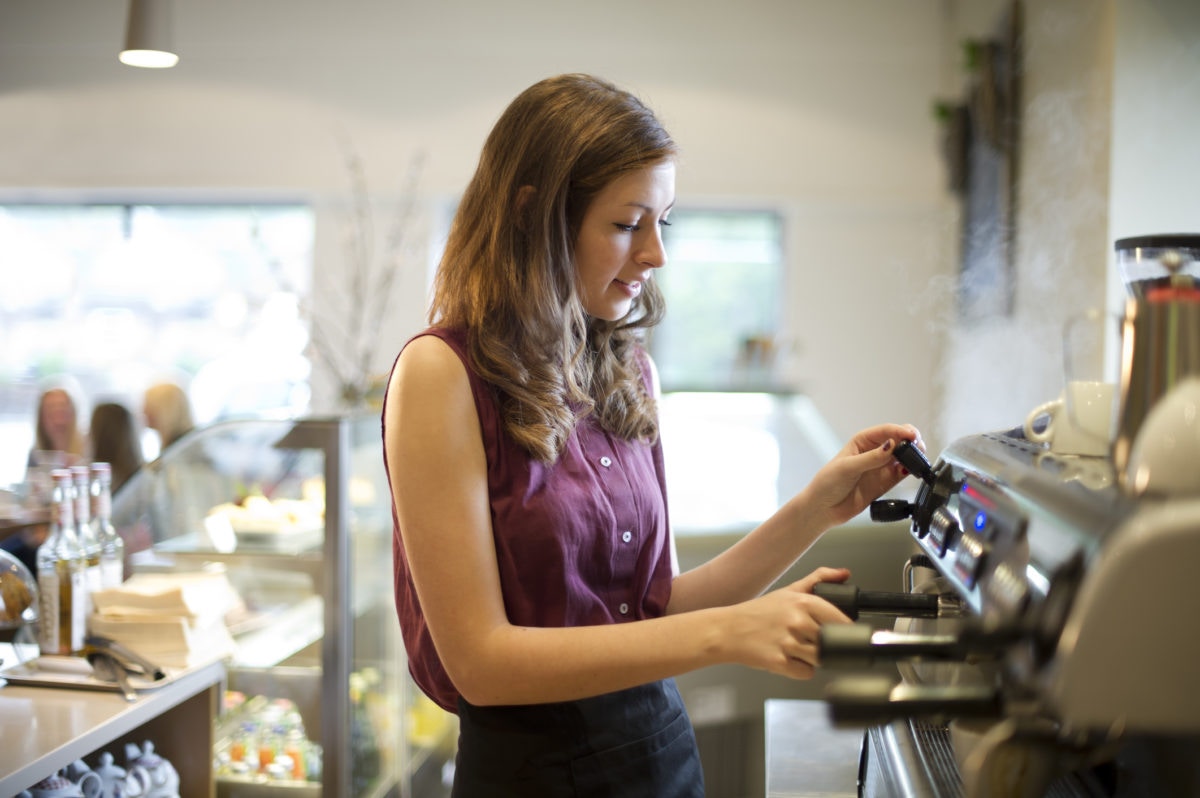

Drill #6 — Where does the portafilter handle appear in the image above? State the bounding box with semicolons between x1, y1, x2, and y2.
819;622;1026;667
813;582;939;621
824;676;1004;725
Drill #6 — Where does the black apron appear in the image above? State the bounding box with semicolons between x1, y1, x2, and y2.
452;678;705;797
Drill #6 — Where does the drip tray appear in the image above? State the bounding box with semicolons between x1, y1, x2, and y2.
860;720;1109;798
862;720;961;798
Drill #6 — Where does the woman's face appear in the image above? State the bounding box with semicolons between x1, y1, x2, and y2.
573;160;675;321
41;390;74;447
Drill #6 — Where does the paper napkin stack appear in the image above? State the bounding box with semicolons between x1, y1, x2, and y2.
88;569;243;669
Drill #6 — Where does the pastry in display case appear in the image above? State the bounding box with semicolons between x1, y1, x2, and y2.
111;414;454;797
0;547;39;643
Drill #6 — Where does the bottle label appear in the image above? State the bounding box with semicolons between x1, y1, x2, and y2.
85;564;102;615
93;492;112;521
69;568;87;653
37;571;61;655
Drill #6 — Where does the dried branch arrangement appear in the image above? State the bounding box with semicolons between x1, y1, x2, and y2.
263;141;426;408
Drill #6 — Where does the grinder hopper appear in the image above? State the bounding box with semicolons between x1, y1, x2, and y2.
1112;234;1200;485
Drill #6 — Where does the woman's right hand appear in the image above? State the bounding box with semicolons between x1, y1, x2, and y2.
720;566;854;680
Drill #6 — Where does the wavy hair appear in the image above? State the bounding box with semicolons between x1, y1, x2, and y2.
430;74;677;462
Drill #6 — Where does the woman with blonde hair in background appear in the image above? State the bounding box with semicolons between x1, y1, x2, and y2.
143;382;194;454
120;381;224;550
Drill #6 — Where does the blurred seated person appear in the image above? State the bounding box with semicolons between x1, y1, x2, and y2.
143;382;195;455
113;381;222;552
89;401;145;495
5;382;87;574
88;401;150;572
26;383;86;470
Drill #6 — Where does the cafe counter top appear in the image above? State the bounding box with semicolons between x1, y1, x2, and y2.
0;650;225;796
0;507;48;543
765;699;864;798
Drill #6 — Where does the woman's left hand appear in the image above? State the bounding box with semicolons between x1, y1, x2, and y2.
802;423;923;529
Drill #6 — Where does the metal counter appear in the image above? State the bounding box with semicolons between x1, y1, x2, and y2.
765;699;863;798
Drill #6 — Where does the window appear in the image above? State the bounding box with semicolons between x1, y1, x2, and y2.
0;203;313;485
652;209;785;391
651;208;841;535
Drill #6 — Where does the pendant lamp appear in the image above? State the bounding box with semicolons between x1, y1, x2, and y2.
119;0;179;69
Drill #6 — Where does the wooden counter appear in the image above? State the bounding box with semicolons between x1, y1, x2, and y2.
0;508;47;544
0;653;225;796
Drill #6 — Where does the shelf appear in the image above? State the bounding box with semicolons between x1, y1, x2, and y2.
231;595;325;669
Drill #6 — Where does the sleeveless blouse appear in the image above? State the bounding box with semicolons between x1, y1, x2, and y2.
382;327;676;712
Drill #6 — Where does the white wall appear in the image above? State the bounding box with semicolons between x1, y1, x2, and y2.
1108;0;1200;308
0;0;954;447
938;0;1200;443
937;0;1115;443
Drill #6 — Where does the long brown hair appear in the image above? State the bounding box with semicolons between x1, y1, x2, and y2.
430;74;677;462
89;402;145;493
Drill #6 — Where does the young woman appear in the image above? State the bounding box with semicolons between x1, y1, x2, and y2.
382;73;921;797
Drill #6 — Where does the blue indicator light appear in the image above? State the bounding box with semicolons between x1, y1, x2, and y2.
974;511;987;531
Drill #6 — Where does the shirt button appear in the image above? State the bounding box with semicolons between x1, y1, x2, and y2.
621;530;633;543
599;456;612;468
618;602;630;615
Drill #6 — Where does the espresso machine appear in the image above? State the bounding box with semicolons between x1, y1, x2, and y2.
815;236;1200;797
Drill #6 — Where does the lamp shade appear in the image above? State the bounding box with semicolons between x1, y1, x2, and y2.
119;0;179;68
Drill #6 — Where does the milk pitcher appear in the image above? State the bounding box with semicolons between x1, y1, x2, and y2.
1112;296;1200;485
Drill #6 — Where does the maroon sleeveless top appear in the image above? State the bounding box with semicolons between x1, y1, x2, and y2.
382;327;675;712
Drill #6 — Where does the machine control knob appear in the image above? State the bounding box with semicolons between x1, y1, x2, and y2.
893;439;935;484
929;507;959;556
954;534;988;589
988;562;1030;617
869;499;915;522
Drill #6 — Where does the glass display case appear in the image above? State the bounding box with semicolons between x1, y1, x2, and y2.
111;414;454;797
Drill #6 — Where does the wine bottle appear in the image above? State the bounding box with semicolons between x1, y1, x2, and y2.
71;465;103;602
36;469;88;656
90;462;125;588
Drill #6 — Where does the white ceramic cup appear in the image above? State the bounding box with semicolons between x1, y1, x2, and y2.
1024;380;1116;457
